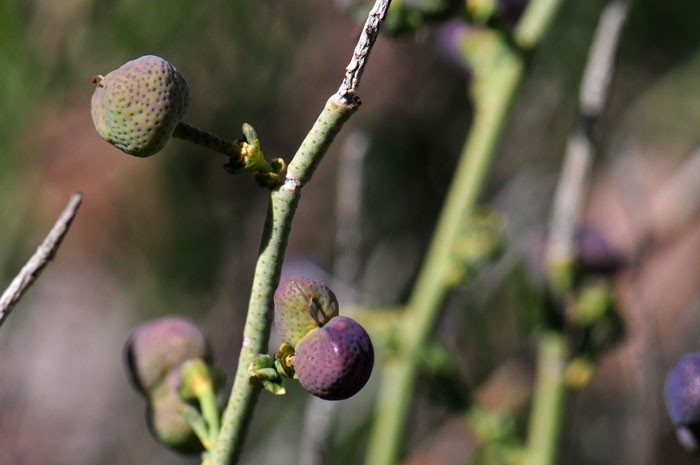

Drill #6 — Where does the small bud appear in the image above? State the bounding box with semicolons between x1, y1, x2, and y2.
249;354;286;395
275;342;297;379
274;277;339;347
125;315;212;395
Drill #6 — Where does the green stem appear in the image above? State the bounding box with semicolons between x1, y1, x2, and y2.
198;386;221;445
365;0;565;460
364;41;524;465
210;97;357;465
514;0;565;50
525;332;567;465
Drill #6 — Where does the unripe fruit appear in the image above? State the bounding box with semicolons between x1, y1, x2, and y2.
147;368;203;454
91;55;190;157
294;315;374;400
665;354;700;453
125;315;212;394
274;277;339;347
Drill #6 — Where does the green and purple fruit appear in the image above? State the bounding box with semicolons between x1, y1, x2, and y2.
147;368;204;454
125;315;212;394
294;315;374;400
91;55;190;157
274;277;339;347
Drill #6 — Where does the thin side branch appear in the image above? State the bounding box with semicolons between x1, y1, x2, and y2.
336;0;392;105
546;0;631;289
0;192;83;328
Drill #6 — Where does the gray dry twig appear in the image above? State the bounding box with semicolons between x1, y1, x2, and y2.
0;193;83;328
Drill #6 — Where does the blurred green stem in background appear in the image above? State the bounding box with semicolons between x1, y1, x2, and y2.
514;0;563;49
364;1;564;464
526;332;567;465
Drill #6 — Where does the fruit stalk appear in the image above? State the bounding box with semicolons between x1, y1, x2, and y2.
172;121;244;160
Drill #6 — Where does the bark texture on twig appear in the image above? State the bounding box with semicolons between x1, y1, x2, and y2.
336;0;392;106
0;193;83;328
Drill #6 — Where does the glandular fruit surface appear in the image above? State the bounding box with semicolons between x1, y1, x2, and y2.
91;55;190;157
294;315;374;400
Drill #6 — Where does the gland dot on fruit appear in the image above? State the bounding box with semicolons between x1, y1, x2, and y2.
91;55;190;157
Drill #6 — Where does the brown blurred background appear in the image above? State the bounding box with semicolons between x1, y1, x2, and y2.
0;0;698;464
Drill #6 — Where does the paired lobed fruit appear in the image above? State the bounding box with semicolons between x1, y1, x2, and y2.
274;277;374;400
125;315;215;454
125;315;212;394
91;55;190;157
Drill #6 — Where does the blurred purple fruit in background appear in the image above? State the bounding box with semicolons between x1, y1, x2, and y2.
125;315;212;395
436;20;475;77
146;367;204;454
665;354;700;453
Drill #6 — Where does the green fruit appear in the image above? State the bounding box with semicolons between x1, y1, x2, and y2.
91;55;190;157
125;315;212;395
147;368;203;454
274;277;339;347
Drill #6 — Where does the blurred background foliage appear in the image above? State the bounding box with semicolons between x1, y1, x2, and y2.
0;0;699;464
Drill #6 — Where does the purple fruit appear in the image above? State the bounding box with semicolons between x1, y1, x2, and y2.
274;277;339;347
294;316;374;401
575;226;625;274
665;354;700;453
125;315;212;394
665;354;700;427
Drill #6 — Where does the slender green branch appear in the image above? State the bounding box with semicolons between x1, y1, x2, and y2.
365;0;565;462
365;40;523;465
209;2;392;463
514;0;565;50
525;332;567;465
